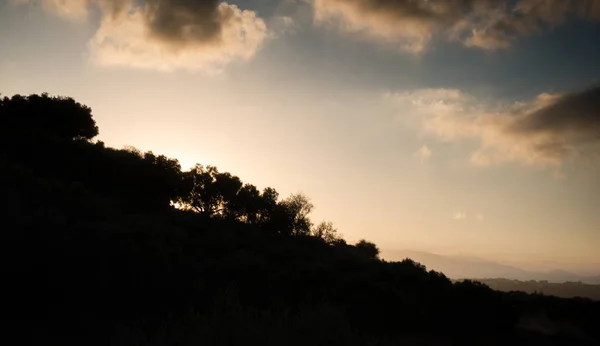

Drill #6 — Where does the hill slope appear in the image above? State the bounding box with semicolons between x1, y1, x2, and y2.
2;93;600;345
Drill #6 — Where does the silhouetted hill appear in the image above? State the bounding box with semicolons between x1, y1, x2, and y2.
2;93;600;345
383;249;600;284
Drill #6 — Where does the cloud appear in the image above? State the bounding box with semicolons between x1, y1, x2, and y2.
509;86;600;141
312;0;600;52
12;0;269;72
387;84;600;168
413;145;432;162
270;15;298;36
453;212;467;220
463;0;600;50
10;0;89;20
89;1;268;72
312;0;448;52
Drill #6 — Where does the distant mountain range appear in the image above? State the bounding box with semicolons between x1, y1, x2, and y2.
382;249;600;285
475;278;600;300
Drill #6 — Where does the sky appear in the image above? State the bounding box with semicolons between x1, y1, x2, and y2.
1;0;600;274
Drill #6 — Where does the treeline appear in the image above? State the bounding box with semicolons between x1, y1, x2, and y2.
0;93;349;243
1;93;599;345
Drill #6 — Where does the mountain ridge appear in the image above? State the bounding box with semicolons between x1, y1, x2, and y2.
382;249;600;284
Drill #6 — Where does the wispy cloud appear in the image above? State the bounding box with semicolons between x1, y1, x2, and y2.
270;15;298;36
453;212;467;220
413;145;432;162
10;0;90;21
312;0;600;52
387;84;600;169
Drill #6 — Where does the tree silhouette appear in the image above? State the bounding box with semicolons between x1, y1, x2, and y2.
278;193;314;236
354;239;380;260
257;187;279;224
179;164;221;214
0;93;98;141
231;183;262;223
312;221;345;245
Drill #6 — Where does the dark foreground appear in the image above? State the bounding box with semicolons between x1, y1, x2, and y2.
1;94;599;345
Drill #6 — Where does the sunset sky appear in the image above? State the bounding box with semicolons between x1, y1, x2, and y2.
1;0;599;273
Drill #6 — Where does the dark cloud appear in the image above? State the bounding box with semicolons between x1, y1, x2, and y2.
88;0;268;71
313;0;482;52
511;85;600;141
314;0;600;51
143;0;228;47
496;84;600;166
92;0;243;48
10;0;269;71
469;0;600;49
388;84;600;168
341;0;457;21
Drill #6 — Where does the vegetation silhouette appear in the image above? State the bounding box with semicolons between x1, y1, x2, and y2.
1;93;599;345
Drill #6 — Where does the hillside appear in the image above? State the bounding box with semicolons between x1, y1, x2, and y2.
2;93;600;345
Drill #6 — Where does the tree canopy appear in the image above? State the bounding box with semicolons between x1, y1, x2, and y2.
0;93;98;140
